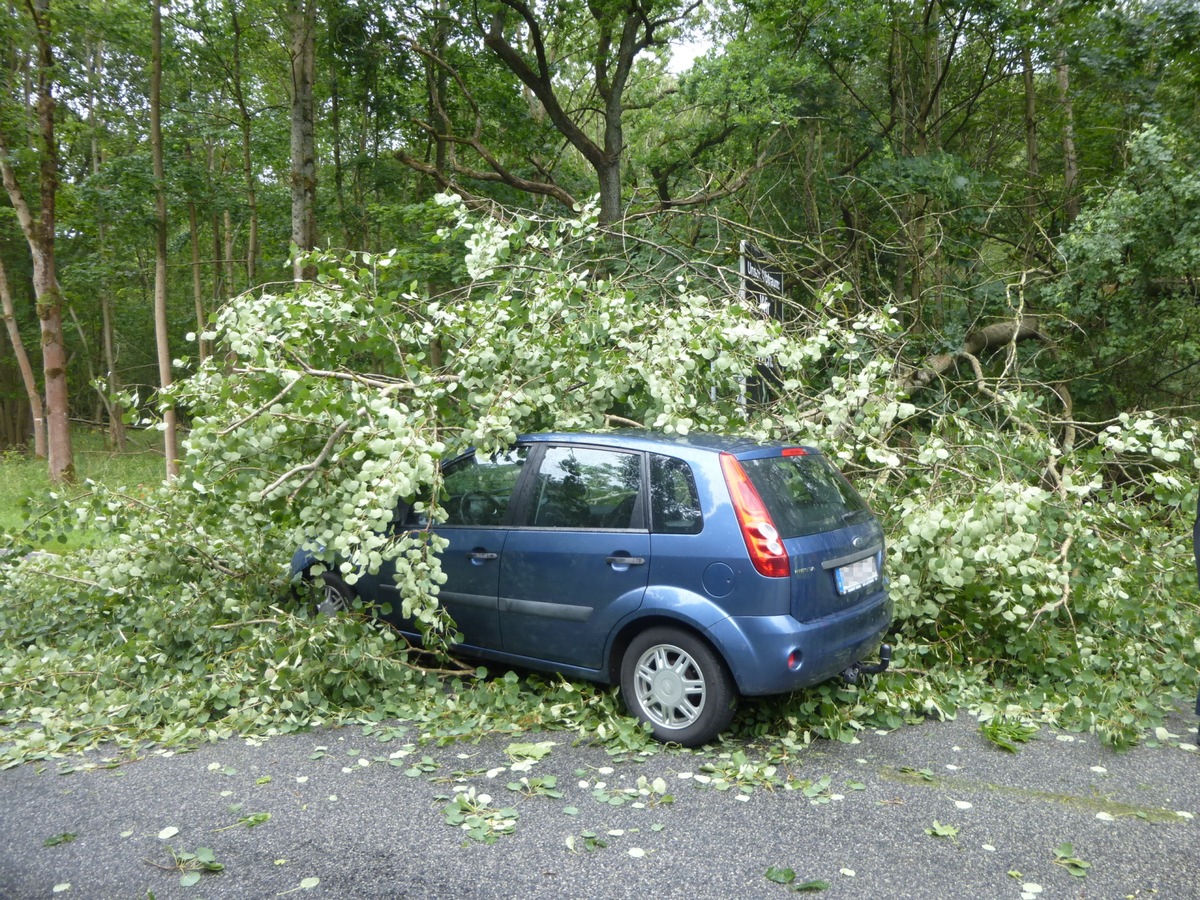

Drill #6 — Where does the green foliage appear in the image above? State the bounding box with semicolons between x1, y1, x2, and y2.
564;830;608;853
159;845;224;888
1052;842;1092;878
1050;125;1200;414
925;820;960;840
1;197;1198;769
505;775;563;799
980;717;1039;753
765;866;830;892
441;787;520;843
696;750;782;794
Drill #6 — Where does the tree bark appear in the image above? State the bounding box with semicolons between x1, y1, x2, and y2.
93;161;127;452
89;34;127;451
152;1;179;478
1021;43;1039;260
0;259;46;457
289;0;318;281
1056;51;1080;227
904;317;1047;392
184;142;208;364
229;6;259;286
0;0;73;481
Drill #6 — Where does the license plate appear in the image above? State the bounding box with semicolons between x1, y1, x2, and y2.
835;556;878;595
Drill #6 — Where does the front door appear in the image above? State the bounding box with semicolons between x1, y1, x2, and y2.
499;445;650;669
401;447;528;650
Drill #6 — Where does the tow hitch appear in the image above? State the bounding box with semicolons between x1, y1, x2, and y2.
841;643;892;686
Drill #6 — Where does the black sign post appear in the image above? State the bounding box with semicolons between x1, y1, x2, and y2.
738;241;785;404
740;240;784;321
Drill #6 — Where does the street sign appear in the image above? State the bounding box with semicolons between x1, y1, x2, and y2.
740;241;784;320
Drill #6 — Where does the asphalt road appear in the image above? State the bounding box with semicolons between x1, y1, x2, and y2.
2;706;1198;900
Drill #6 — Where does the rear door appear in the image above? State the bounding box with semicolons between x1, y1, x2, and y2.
498;444;650;669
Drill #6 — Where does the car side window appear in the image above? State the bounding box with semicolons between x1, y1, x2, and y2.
406;448;527;527
650;455;703;535
528;446;643;529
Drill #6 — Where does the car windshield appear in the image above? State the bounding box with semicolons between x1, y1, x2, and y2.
741;453;870;538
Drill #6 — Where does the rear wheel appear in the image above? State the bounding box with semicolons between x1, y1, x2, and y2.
619;627;737;747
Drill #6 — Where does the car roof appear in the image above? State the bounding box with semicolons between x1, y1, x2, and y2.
516;430;819;458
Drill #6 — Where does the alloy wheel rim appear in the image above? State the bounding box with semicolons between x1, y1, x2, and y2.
633;643;706;729
316;582;346;616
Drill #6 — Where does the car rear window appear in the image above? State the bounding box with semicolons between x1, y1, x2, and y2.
740;453;870;538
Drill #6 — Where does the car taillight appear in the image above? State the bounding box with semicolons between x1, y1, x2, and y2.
720;452;790;578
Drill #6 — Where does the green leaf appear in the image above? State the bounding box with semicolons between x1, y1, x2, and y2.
765;866;796;884
242;812;271;828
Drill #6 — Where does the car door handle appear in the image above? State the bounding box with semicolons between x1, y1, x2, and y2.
467;551;498;561
606;555;646;566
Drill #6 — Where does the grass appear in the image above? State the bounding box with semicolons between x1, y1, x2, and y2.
0;427;167;545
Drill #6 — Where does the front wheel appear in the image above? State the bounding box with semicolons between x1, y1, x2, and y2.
305;571;356;617
619;627;737;747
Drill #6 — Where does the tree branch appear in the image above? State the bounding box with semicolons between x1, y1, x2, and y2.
903;316;1047;393
259;419;351;501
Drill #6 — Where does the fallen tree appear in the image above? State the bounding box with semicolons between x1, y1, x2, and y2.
1;197;1196;764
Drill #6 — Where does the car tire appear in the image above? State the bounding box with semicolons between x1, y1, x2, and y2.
620;627;737;747
311;571;356;616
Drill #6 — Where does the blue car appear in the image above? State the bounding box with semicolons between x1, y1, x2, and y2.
292;432;892;746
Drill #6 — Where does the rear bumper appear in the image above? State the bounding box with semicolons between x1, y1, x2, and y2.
705;587;893;696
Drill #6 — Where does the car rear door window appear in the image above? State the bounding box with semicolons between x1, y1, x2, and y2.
650;455;703;534
528;446;643;529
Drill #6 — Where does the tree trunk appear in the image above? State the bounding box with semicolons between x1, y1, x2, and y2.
183;141;208;364
289;0;318;281
0;0;72;480
230;6;259;286
1056;51;1080;227
152;1;178;478
1021;43;1039;260
90;34;127;451
331;72;347;245
481;1;661;227
905;316;1048;392
212;210;226;304
0;258;46;457
99;284;126;451
224;208;236;291
0;326;33;451
209;143;226;309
